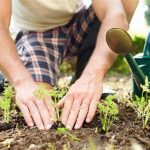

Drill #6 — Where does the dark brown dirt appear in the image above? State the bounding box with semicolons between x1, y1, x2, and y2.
0;102;149;150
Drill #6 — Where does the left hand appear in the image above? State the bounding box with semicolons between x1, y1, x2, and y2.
57;74;103;130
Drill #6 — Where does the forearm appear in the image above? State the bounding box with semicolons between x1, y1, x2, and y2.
82;12;128;78
82;0;139;79
0;28;34;88
82;0;128;78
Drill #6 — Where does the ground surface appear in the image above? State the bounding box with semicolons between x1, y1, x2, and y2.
0;73;150;150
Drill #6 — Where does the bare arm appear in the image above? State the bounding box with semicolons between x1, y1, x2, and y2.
82;0;139;77
0;0;55;130
122;0;139;23
0;0;34;87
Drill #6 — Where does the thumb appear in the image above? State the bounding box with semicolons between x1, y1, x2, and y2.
56;97;66;108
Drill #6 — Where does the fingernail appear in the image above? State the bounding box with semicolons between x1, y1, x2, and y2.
39;126;45;130
86;118;91;123
29;122;34;127
74;124;79;129
66;125;71;130
46;124;52;130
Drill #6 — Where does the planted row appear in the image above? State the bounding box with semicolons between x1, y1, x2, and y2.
0;78;150;133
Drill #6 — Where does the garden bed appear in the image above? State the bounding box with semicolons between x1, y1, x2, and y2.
0;73;150;150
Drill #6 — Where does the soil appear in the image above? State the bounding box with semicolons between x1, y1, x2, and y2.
0;73;150;150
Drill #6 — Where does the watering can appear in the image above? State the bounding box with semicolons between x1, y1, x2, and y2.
106;28;150;97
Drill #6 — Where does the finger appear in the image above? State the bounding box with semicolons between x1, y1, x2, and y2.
61;95;74;126
57;97;66;109
86;97;99;123
26;101;45;130
18;103;34;127
74;97;91;129
45;99;56;122
66;98;82;130
35;99;52;130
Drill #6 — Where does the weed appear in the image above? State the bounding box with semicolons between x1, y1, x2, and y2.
133;77;150;128
123;77;150;129
34;85;51;100
50;86;69;121
0;85;13;123
140;76;150;99
57;127;81;141
34;85;69;122
49;86;69;103
97;95;119;132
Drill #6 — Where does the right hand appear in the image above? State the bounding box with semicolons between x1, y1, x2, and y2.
15;81;56;130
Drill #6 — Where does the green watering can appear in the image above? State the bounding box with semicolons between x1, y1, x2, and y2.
106;28;150;97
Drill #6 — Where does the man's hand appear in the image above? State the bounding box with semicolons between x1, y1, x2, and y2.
0;0;57;131
57;74;103;130
15;81;56;130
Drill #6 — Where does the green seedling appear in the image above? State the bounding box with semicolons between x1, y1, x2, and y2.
34;85;58;121
34;85;69;122
133;77;150;128
143;100;150;128
123;77;150;128
0;85;13;123
19;112;23;117
34;85;51;100
49;86;69;121
141;76;150;94
50;86;69;103
134;96;150;129
98;95;119;132
57;127;81;141
134;96;150;128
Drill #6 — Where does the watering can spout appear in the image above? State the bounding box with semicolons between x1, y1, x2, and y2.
106;28;146;96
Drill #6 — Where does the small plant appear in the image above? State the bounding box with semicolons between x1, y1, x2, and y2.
0;84;14;123
49;86;69;103
34;85;69;122
134;95;150;128
143;100;150;128
97;95;119;132
57;127;81;141
34;85;51;100
50;86;69;121
133;77;150;128
117;77;150;129
34;85;58;121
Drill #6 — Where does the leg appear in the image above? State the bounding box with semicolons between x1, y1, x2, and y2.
66;6;101;81
74;19;100;80
15;29;66;87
